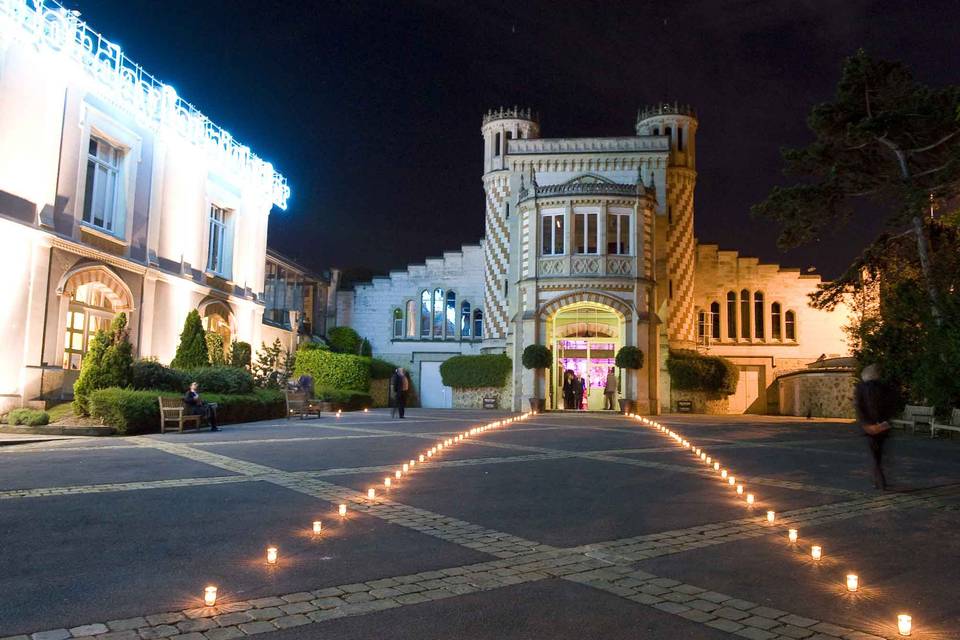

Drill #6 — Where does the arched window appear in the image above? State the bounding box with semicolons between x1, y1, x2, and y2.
771;302;782;340
419;290;430;337
445;291;457;338
405;300;417;337
432;288;444;338
473;309;483;339
740;289;750;339
460;301;471;338
392;308;403;338
726;292;736;339
785;310;796;341
710;302;720;340
754;292;764;339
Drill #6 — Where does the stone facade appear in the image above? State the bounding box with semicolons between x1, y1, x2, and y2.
669;389;730;415
452;386;511;409
778;370;857;419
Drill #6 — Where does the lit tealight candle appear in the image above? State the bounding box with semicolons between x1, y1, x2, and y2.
339;503;347;517
736;484;744;495
766;511;775;523
266;546;278;565
746;494;755;505
897;614;912;636
395;470;402;479
788;528;798;543
706;456;712;464
204;585;218;606
721;470;728;479
713;462;720;471
367;488;376;500
364;408;368;412
811;545;822;561
419;455;425;462
846;573;859;592
384;477;392;488
313;521;322;534
728;477;735;485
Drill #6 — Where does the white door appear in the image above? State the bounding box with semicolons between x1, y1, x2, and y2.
728;369;760;414
420;362;452;408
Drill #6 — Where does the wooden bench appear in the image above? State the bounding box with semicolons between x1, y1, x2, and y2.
889;404;935;435
931;408;960;439
285;390;322;420
159;397;203;433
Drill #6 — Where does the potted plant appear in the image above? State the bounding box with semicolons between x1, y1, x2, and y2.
615;346;644;414
521;344;552;412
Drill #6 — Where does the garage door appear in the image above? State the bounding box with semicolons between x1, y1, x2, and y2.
420;361;452;408
728;368;761;414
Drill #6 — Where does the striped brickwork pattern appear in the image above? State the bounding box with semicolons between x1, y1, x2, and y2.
482;174;510;339
666;170;696;345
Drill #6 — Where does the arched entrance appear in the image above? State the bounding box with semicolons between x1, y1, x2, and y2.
548;301;624;410
57;265;135;370
199;300;234;362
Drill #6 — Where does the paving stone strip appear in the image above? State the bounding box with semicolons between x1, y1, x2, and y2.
0;475;250;500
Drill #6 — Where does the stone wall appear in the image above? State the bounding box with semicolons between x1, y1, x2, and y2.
370;379;389;408
669;389;730;414
452;386;510;409
778;370;856;419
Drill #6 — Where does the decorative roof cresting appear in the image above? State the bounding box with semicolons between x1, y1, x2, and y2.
483;106;538;125
636;102;697;122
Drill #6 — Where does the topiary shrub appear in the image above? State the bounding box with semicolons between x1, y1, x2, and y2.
369;358;398;380
521;344;552;370
229;341;252;368
206;332;226;365
73;312;133;415
667;349;739;395
615;346;644;370
171;310;209;369
7;408;50;426
132;359;190;392
183;365;255;395
294;348;371;391
327;326;363;354
439;354;511;388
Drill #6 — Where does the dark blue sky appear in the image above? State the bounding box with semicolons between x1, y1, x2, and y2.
72;0;960;278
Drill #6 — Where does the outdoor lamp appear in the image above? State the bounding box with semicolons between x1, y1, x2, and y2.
788;529;798;543
204;586;218;606
767;511;775;523
846;574;859;592
266;546;278;565
746;494;755;505
897;614;912;636
339;504;347;517
313;521;322;535
811;545;822;561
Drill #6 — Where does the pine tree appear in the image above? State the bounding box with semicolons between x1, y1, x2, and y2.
171;310;209;369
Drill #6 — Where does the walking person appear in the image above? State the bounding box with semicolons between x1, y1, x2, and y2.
184;381;219;432
603;367;618;411
390;367;410;419
854;364;895;490
577;373;587;410
562;369;576;410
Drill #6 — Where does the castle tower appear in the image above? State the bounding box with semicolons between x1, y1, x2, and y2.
480;107;539;347
636;103;698;348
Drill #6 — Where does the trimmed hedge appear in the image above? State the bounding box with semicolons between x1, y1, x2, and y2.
667;349;739;395
369;358;398;380
131;361;254;394
439;354;511;388
132;360;189;391
7;408;50;426
316;387;374;410
294;349;370;391
327;326;363;354
88;388;285;435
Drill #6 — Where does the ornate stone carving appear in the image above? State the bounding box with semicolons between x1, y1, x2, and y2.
571;257;600;275
606;256;634;276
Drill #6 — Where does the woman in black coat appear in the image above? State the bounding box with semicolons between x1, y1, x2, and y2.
854;364;895;490
561;370;576;409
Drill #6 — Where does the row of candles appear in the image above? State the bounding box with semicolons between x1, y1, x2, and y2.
199;412;534;609
625;413;914;637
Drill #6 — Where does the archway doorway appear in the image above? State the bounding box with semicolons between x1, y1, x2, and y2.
549;302;623;410
200;300;234;362
59;266;134;370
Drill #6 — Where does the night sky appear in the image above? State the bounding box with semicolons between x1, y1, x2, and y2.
73;0;960;280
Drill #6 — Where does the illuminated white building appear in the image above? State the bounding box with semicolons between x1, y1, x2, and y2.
0;1;294;412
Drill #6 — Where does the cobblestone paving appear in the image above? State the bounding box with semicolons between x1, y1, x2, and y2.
2;411;956;640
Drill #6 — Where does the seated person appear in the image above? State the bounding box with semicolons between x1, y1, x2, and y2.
184;381;219;432
297;374;315;397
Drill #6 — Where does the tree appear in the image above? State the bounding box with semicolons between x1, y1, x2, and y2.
252;338;295;389
229;340;252;369
521;344;552;408
73;313;133;415
752;50;960;322
205;332;226;365
171;310;209;369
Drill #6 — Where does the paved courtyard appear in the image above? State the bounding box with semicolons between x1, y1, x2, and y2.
1;410;958;640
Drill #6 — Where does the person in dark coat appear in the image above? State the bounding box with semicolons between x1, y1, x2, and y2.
562;369;576;410
184;381;218;432
854;364;895;490
390;367;410;419
576;373;587;410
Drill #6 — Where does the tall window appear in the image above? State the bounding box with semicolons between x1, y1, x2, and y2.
677;127;685;151
207;205;228;274
392;308;403;338
473;309;483;339
740;289;750;339
419;290;430;337
726;291;736;339
771;302;782;340
785;310;796;340
83;136;121;232
710;302;720;340
574;211;598;254
445;291;457;338
494;132;501;156
541;212;564;255
754;291;764;339
606;212;630;254
460;301;471;337
63;283;115;370
432;288;444;338
405;300;417;337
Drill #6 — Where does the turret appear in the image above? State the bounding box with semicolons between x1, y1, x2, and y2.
481;107;540;174
636;103;697;170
